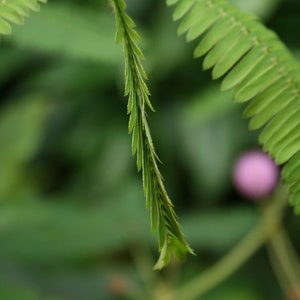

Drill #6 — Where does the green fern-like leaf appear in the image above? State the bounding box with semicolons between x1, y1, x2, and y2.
110;0;194;269
168;0;300;213
0;0;46;37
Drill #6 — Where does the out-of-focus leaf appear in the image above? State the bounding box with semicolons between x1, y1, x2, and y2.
146;6;192;81
19;59;116;96
0;96;49;197
181;207;257;252
177;86;254;202
0;47;29;84
0;181;150;263
6;3;122;65
0;262;137;300
205;282;263;300
230;0;280;20
0;282;58;300
181;86;235;123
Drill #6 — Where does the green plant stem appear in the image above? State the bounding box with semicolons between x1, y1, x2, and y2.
267;226;300;299
170;187;288;300
129;243;158;299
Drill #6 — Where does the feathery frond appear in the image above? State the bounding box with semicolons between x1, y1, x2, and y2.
0;0;46;38
110;0;194;269
167;0;300;213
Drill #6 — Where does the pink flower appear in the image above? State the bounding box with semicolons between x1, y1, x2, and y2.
233;151;279;199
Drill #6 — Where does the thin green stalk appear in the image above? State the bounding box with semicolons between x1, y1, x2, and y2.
170;187;288;300
129;243;158;299
267;226;300;299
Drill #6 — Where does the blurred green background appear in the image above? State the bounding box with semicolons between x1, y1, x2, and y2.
0;0;300;299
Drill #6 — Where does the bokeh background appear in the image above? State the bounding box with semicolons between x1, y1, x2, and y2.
0;0;299;299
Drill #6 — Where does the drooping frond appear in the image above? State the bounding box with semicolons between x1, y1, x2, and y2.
0;0;46;38
110;0;194;269
167;0;300;213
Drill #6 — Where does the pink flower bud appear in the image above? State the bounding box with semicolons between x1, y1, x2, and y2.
233;151;279;200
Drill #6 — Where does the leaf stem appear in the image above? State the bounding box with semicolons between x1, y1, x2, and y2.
170;187;288;300
267;225;300;299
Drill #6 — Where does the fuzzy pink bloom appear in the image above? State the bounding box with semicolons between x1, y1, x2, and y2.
233;151;279;199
